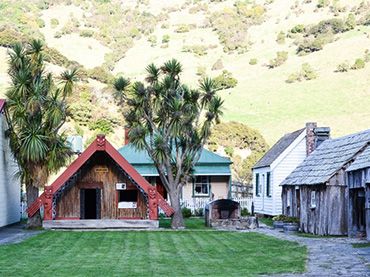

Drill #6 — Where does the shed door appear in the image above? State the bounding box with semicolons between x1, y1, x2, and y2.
80;189;101;219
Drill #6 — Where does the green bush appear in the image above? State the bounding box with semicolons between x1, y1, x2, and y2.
37;18;45;28
269;51;288;68
297;33;333;55
0;27;27;47
276;31;285;44
249;58;258;65
351;58;365;70
175;24;190;33
316;0;329;8
364;49;370;63
50;18;59;28
162;34;170;43
79;29;94;37
87;66;115;84
272;214;288;221
44;47;80;68
182;207;192;218
241;208;250;216
147;35;157;47
336;62;350;72
214;70;238;89
182;45;207;56
224;146;234;157
196;66;206;77
345;13;356;30
290;24;305;34
286;63;317;83
89;117;114;134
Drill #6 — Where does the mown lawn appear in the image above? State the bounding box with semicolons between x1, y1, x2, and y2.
159;217;207;229
0;231;306;276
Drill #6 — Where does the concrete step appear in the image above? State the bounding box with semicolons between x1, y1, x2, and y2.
43;219;159;230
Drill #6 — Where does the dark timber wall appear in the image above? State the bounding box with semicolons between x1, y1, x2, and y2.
56;152;147;219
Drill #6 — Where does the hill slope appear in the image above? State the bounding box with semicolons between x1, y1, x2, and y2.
0;0;370;145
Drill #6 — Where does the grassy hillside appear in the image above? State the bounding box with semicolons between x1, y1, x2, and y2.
0;0;370;145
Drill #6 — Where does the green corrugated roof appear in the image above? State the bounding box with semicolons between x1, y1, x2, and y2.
118;144;231;176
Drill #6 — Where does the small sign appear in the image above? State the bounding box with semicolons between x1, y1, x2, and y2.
118;202;137;209
116;183;127;190
95;167;108;173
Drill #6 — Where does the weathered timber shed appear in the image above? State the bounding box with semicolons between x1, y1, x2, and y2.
27;135;174;229
346;145;370;240
282;129;370;236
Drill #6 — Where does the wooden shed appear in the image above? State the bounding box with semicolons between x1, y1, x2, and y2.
346;145;370;240
282;129;370;236
27;135;174;229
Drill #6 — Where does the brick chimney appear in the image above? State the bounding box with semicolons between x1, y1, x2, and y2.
124;127;130;145
306;122;317;156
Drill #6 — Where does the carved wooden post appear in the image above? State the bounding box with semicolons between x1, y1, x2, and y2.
148;187;158;220
44;186;53;221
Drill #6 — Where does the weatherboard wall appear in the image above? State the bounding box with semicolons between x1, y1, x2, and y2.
0;115;21;227
253;131;306;216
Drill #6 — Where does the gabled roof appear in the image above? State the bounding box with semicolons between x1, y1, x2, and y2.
282;129;370;186
27;135;174;218
118;144;232;176
346;145;370;172
253;128;305;169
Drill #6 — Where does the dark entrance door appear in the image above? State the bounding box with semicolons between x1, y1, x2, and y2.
80;189;101;219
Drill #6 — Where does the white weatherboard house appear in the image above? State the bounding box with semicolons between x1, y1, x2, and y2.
0;100;21;227
252;122;329;216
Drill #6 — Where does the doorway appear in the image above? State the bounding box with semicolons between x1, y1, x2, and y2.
80;189;101;219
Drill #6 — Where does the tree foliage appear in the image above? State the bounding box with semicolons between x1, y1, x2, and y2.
113;59;223;228
6;40;77;227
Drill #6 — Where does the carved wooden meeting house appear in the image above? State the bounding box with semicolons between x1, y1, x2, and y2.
27;135;174;229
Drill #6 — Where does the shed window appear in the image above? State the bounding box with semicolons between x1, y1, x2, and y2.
310;191;316;209
266;172;271;197
119;190;137;202
255;173;260;196
287;189;291;207
193;176;210;197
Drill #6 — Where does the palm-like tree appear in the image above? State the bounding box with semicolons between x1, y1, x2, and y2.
6;40;77;228
114;59;223;228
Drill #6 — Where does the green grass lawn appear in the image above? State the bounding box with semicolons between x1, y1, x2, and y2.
352;242;370;248
0;231;306;276
259;218;273;227
159;217;207;229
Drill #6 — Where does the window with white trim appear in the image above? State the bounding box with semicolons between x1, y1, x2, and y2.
310;191;316;209
193;176;210;197
255;173;260;196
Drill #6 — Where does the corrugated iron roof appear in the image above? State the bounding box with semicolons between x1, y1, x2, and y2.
346;145;370;172
282;129;370;185
253;128;305;169
118;144;232;177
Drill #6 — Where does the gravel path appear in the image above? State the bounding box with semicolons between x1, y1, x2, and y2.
0;223;43;245
255;225;370;277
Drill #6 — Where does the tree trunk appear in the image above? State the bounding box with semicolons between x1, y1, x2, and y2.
26;182;42;228
168;188;184;229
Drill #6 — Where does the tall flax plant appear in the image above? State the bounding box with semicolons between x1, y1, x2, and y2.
114;59;223;228
6;40;78;228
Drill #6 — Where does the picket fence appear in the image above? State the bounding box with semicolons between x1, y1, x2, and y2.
180;197;253;213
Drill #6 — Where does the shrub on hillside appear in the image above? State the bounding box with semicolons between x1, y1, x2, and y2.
50;18;59;28
175;24;190;33
196;66;206;77
276;31;286;44
286;63;317;83
336;62;350;72
162;34;170;43
214;70;238;89
351;58;365;70
89;117;114;134
79;29;94;37
317;0;329;8
249;58;258;65
87;66;115;84
268;51;288;68
345;13;356;30
290;24;305;34
0;27;27;47
147;35;157;47
182;45;208;56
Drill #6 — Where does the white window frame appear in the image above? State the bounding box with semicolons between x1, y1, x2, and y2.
310;191;316;209
193;176;210;197
287;189;291;207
